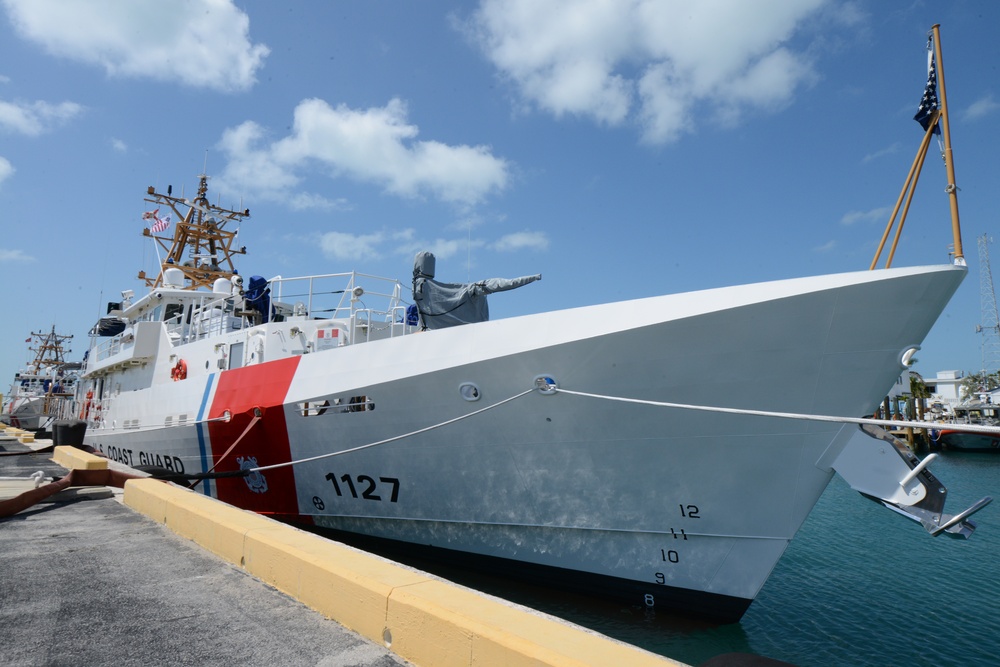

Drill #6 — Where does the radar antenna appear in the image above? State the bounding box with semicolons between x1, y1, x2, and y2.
138;174;250;290
975;233;1000;385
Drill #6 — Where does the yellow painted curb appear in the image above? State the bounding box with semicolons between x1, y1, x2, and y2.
52;445;108;470
387;578;678;667
123;478;686;667
244;524;429;642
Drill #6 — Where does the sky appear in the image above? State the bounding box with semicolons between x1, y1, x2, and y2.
2;0;999;394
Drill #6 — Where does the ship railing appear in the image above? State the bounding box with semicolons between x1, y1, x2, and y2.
84;322;160;375
90;273;415;358
92;331;131;362
348;305;416;342
165;292;243;344
48;395;78;422
269;271;413;339
72;392;112;429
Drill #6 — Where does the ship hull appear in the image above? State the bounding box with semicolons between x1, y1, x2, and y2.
1;397;49;431
82;264;965;621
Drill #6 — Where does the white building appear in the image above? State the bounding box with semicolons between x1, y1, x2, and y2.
884;369;965;418
924;370;965;404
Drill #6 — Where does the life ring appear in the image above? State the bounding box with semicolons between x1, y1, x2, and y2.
171;359;188;381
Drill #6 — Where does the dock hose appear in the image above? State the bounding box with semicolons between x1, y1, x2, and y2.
0;444;56;456
0;468;143;518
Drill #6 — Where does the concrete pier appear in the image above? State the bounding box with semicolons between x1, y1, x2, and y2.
1;432;686;666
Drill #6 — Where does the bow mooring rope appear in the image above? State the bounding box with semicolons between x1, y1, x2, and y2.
136;378;1000;486
250;387;536;473
547;384;1000;435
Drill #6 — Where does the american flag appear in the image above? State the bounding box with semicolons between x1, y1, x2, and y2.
143;208;171;233
150;214;171;234
913;50;941;134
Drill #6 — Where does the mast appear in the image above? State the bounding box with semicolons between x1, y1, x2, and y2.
870;24;963;269
139;174;250;290
932;23;964;264
28;325;73;371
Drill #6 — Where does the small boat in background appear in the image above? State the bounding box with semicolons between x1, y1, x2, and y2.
934;402;1000;451
1;327;81;432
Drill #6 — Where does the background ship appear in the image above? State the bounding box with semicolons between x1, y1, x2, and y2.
1;326;80;432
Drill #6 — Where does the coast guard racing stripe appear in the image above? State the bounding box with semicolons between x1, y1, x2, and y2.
207;357;302;517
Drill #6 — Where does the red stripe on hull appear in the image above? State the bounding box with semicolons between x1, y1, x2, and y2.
207;357;301;515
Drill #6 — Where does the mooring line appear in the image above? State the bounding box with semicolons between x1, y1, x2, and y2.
550;386;1000;435
250;387;536;473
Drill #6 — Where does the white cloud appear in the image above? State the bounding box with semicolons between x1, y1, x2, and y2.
492;230;549;252
0;99;82;136
862;143;899;163
840;206;890;226
319;231;388;261
419;239;470;260
0;155;13;184
316;227;543;264
467;0;829;143
390;229;478;262
111;137;127;153
964;95;1000;122
287;192;350;212
0;247;34;262
317;228;434;262
215;98;510;208
2;0;269;92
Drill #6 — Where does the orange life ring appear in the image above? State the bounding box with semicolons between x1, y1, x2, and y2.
172;359;188;381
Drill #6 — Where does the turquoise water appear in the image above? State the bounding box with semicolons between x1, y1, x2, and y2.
727;452;1000;667
525;452;1000;666
365;452;998;666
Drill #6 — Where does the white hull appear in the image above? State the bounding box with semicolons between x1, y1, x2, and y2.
79;263;965;621
1;395;71;431
1;397;48;431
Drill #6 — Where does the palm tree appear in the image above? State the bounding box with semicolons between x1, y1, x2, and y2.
909;373;930;400
960;371;1000;401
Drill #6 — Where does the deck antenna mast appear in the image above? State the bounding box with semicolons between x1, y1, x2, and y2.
976;234;1000;387
28;326;73;369
870;24;964;269
138;173;251;290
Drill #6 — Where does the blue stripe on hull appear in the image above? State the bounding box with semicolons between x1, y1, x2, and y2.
195;374;217;496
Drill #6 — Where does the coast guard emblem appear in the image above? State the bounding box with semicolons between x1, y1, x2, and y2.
237;455;268;494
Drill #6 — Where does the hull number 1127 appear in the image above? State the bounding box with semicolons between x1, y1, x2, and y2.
325;472;400;502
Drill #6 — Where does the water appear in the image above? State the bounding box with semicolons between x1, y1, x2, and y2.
709;452;999;667
331;452;999;666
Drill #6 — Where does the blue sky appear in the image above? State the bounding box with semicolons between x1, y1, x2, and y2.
2;0;999;393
